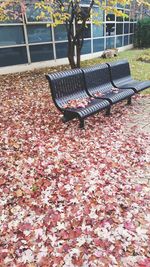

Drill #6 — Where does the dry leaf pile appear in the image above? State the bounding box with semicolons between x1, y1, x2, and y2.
0;72;150;267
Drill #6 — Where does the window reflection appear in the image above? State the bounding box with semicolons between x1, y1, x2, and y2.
106;37;115;49
0;26;24;46
116;23;123;35
30;44;54;62
54;25;67;41
27;25;52;43
0;47;27;67
106;23;115;36
81;40;91;54
93;24;104;37
55;42;68;58
93;38;104;52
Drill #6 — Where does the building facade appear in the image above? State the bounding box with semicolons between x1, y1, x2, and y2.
0;1;143;73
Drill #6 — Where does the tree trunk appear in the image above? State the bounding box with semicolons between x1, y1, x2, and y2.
68;38;76;69
76;37;81;68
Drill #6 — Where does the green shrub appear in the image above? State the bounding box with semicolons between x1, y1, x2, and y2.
134;18;150;48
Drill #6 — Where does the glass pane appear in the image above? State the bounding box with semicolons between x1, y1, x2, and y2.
26;4;52;22
106;23;115;36
84;24;91;38
116;36;122;47
55;42;68;58
77;24;91;39
116;10;123;21
106;13;115;21
54;25;67;41
92;7;104;21
129;34;133;44
81;40;91;54
130;23;134;33
93;24;104;37
0;2;22;23
124;11;130;21
0;26;25;46
80;0;91;4
125;4;130;9
30;44;54;62
124;35;129;45
27;25;52;43
0;47;27;67
117;3;124;8
116;23;123;35
124;23;129;34
106;37;115;49
93;38;104;52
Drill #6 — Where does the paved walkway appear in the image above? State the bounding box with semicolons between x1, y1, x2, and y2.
126;96;150;185
128;96;150;134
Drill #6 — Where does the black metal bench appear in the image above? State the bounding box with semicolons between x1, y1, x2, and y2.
46;69;110;128
82;63;135;105
107;60;150;93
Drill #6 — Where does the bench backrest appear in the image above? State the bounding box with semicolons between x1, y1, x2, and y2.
82;63;112;94
46;69;87;110
107;60;132;85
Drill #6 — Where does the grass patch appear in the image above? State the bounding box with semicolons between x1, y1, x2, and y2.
136;49;150;64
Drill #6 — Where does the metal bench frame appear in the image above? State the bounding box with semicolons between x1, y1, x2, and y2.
106;60;150;93
82;63;135;106
46;69;110;128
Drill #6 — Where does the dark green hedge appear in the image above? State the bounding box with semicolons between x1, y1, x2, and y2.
134;18;150;48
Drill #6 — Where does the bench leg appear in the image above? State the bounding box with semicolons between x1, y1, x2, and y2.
62;113;76;123
79;118;84;128
127;97;132;105
62;115;69;123
106;106;111;116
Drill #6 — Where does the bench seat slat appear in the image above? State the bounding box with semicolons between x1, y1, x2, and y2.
46;68;110;128
82;63;134;105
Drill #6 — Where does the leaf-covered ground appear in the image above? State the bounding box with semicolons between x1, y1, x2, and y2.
0;72;150;267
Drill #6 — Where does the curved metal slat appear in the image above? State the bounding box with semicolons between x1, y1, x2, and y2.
107;60;150;92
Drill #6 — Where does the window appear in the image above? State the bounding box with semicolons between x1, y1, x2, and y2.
0;26;25;46
93;38;104;52
130;23;134;33
116;36;122;47
54;25;67;41
92;7;104;21
129;34;134;44
55;42;68;58
0;47;27;67
93;24;104;37
81;40;91;54
124;23;129;34
27;25;52;43
29;44;54;62
106;14;115;21
116;23;123;35
77;24;91;39
106;37;115;49
116;10;123;22
26;3;52;22
106;23;115;36
124;35;129;45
